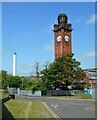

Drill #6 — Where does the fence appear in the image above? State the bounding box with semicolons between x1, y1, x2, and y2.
91;89;97;99
18;89;90;96
8;87;18;95
41;90;85;96
2;97;11;103
18;89;41;96
8;87;95;98
8;88;41;97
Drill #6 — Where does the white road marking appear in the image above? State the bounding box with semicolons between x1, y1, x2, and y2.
25;102;32;119
51;104;59;108
51;105;54;107
43;102;61;120
55;105;58;108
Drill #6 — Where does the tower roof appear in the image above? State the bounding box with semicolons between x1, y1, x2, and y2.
58;13;67;19
53;13;72;32
57;13;68;25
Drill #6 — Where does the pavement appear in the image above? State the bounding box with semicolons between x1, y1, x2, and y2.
1;96;11;120
0;99;2;120
15;95;96;119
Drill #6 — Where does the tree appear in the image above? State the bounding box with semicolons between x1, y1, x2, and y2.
0;70;8;89
24;78;46;91
0;71;2;89
41;54;86;90
6;76;22;88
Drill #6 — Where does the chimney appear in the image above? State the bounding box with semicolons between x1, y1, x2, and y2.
13;53;16;76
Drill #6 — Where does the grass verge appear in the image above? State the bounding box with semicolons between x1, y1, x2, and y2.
73;94;92;99
2;99;54;119
0;90;8;99
47;94;92;99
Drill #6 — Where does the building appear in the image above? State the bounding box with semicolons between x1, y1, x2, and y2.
53;13;72;59
83;68;97;89
53;13;97;90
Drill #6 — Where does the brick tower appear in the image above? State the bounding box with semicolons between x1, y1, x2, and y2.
53;13;73;59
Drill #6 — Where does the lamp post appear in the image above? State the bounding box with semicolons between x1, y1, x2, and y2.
89;81;92;94
90;81;92;94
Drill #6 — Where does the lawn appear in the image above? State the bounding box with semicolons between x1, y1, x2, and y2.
0;90;8;99
48;94;92;100
2;99;54;119
73;94;92;99
58;94;92;99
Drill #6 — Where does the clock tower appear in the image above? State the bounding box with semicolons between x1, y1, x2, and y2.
53;13;73;59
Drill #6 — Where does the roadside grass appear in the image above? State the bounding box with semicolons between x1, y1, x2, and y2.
73;94;92;99
47;94;92;99
0;91;2;98
2;99;54;119
0;90;8;99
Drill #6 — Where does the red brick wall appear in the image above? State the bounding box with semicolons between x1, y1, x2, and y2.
54;29;72;59
83;76;90;83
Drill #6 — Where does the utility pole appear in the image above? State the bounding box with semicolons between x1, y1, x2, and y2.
36;62;39;78
22;77;23;90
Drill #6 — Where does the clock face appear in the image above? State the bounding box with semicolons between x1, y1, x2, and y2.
65;35;69;42
57;36;62;42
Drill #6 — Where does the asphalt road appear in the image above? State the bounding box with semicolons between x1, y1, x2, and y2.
46;99;95;118
16;95;96;119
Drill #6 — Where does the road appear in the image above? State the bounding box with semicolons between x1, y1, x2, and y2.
46;99;95;118
16;95;95;119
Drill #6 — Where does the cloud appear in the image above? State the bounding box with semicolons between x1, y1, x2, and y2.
20;64;36;70
0;50;2;58
78;51;97;61
41;24;53;33
85;51;97;57
17;71;33;76
75;14;97;24
74;16;85;23
86;14;97;24
44;44;53;52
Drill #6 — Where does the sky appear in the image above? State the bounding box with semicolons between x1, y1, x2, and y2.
1;0;96;2
1;2;96;76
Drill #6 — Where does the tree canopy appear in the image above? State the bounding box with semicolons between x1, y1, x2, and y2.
0;70;8;89
0;54;86;91
41;54;86;90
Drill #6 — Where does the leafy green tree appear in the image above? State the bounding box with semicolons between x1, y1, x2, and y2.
6;76;22;88
0;71;2;89
24;78;45;91
24;80;34;90
20;76;30;90
1;70;8;81
41;54;86;90
0;70;8;89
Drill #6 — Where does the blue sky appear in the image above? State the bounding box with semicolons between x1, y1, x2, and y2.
1;2;96;76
